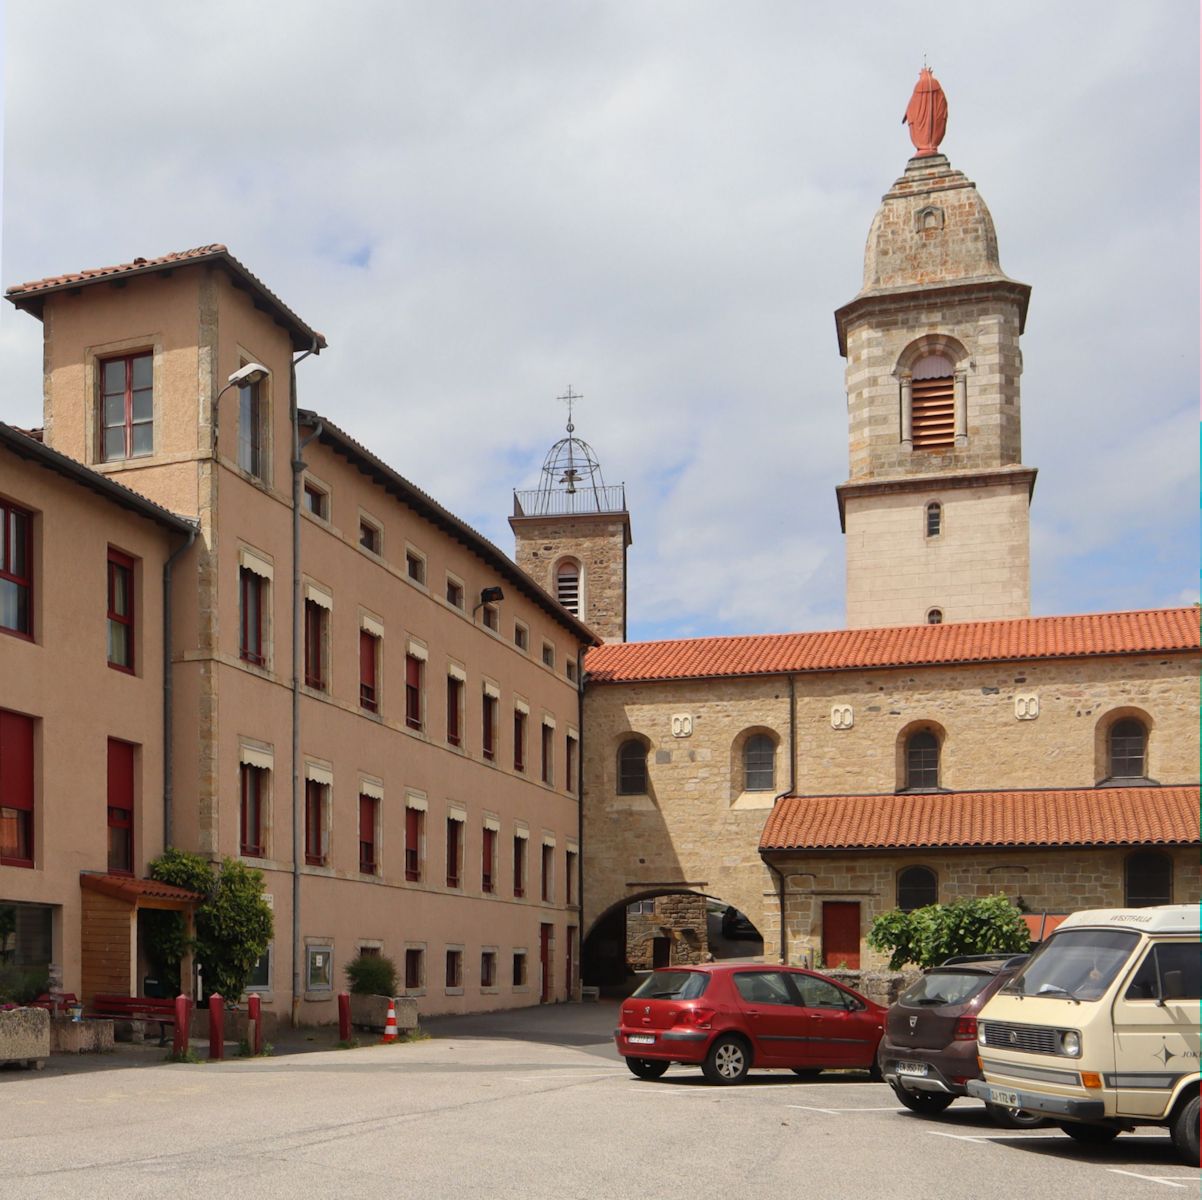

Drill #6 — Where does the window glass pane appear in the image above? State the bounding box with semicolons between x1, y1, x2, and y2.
900;970;993;1006
104;428;125;460
108;620;130;667
1125;852;1171;906
111;564;130;616
0;509;6;568
307;948;332;990
104;393;125;426
0;580;25;633
897;866;938;911
103;360;126;392
744;735;775;791
734;971;795;1006
131;354;152;389
245;949;271;991
630;970;710;1000
132;387;153;422
9;511;26;576
794;975;850;1009
1110;720;1146;777
131;423;153;456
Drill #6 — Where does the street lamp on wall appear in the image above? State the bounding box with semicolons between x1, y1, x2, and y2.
211;361;269;452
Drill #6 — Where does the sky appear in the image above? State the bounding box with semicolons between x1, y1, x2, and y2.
1;2;1197;642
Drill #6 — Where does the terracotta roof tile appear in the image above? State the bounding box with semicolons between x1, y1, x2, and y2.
586;608;1199;682
5;244;326;351
79;873;202;905
759;786;1201;852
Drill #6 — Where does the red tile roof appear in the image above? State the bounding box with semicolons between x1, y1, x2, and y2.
80;873;201;907
759;785;1200;852
6;244;326;351
586;608;1199;683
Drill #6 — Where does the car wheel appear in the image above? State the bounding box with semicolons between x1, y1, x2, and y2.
625;1057;670;1081
890;1082;954;1115
986;1102;1049;1129
702;1036;750;1084
867;1057;883;1082
1056;1122;1120;1145
1170;1092;1200;1166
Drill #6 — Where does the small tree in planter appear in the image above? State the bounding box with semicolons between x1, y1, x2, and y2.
867;894;1030;970
344;954;398;1030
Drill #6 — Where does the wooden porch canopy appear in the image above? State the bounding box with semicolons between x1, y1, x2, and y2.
79;873;200;1004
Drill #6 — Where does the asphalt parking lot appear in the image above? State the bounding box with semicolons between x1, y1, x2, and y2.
1;1001;1196;1199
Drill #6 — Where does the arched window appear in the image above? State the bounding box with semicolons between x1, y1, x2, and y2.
926;608;943;625
897;866;938;912
617;740;648;795
910;355;955;450
1109;718;1147;779
556;560;581;616
743;734;776;792
1125;852;1172;907
926;502;942;537
904;730;940;790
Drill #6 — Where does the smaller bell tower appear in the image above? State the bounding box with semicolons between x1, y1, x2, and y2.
510;388;631;642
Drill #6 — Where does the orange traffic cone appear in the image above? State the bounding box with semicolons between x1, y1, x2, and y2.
380;999;398;1044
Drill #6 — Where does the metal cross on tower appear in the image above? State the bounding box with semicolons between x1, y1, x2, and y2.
558;386;583;434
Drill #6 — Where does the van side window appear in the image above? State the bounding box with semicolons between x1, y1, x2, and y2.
1124;943;1202;1001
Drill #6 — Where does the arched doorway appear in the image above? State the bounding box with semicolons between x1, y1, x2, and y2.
582;890;764;995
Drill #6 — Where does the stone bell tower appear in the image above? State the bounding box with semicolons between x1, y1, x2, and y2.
510;389;631;642
835;68;1037;629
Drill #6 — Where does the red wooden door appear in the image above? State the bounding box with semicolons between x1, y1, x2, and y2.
539;924;553;1003
821;902;861;970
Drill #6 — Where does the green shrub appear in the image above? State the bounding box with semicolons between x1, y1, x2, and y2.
344;953;398;997
867;894;1030;970
0;964;50;1005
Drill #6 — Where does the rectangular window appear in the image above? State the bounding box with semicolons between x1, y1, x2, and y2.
566;658;578;684
541;641;555;669
513;834;526;898
306;946;332;991
106;549;135;672
512;950;527;987
303;481;328;519
359;630;379;712
565;849;578;905
240;763;267;857
565;735;577;794
445;817;461;888
358;518;381;555
513;622;528;651
482;603;498;632
481;950;497;989
404;947;423;991
101;352;153;461
482;826;497;893
405;805;423;882
237;378;266;480
541;723;553;785
445;948;462;989
514;710;526;772
0;501;32;639
446;577;464;609
304;779;328;866
245;946;271;992
405;654;423;729
406;550;426;584
303;599;327;690
446;676;462;746
482;692;497;761
359;794;378;875
541;842;553;903
106;738;134;875
239;568;266;666
0;709;34;867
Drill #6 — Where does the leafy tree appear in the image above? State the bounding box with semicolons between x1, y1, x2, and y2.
867;894;1030;970
146;850;273;1000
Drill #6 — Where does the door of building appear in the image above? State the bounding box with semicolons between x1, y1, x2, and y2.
539;923;553;1003
565;925;576;999
821;902;861;970
652;936;671;968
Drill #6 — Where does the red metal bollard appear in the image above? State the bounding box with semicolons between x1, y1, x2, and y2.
247;992;262;1056
337;992;351;1043
172;994;193;1058
208;993;224;1061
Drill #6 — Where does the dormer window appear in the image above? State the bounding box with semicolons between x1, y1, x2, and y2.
910;355;955;451
101;353;153;461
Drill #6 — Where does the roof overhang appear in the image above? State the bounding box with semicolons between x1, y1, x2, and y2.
80;872;201;912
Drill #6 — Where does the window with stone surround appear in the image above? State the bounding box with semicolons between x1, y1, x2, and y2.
556;558;581;616
909;354;955;450
1108;717;1148;780
925;501;942;538
743;734;775;792
617;739;648;795
903;729;941;790
1125;851;1171;907
897;865;937;911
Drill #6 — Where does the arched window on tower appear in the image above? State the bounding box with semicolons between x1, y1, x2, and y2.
556;559;581;616
926;501;942;537
904;730;940;790
897;866;938;911
743;734;776;792
617;739;648;795
1125;851;1171;907
1108;718;1148;779
926;608;944;625
910;355;955;450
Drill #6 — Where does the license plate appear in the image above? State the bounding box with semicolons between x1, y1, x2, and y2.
627;1034;655;1045
896;1061;928;1077
988;1087;1020;1107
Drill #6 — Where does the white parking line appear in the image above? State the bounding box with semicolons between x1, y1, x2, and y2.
1107;1169;1194;1189
786;1104;843;1115
926;1130;1064;1143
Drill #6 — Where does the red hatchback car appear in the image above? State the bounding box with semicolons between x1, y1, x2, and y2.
615;964;887;1084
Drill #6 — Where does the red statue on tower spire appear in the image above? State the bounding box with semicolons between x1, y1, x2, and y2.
903;67;947;157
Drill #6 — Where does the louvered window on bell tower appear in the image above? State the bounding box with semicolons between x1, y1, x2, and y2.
556;560;580;615
910;355;955;450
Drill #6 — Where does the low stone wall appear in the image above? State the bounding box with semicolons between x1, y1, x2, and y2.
349;994;419;1032
51;1016;114;1054
823;968;920;1008
0;1006;50;1066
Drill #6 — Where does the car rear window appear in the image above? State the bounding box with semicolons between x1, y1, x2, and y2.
631;971;710;1000
900;970;993;1007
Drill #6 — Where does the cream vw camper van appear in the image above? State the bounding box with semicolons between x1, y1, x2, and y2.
966;905;1199;1164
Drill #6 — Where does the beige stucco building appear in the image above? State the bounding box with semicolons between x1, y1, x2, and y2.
1;245;596;1020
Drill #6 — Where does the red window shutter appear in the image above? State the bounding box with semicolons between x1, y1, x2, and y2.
359;795;374;842
106;739;134;813
406;655;421;689
482;828;495;890
406;806;419;847
446;677;460;743
0;710;35;811
360;632;375;686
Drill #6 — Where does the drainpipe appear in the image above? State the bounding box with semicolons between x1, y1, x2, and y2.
575;644;587;989
763;673;797;965
162;523;198;849
289;340;320;1028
